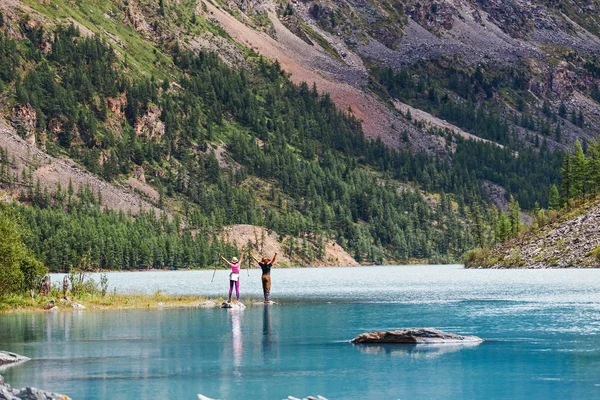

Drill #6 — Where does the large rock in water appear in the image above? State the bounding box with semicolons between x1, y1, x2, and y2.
351;328;483;344
0;352;29;367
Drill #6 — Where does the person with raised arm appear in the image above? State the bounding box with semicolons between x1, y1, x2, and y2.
219;248;244;303
251;251;278;302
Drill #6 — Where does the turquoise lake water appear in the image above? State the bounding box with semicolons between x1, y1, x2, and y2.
2;265;600;399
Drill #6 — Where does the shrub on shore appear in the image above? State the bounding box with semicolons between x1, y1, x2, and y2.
462;248;496;268
0;204;47;296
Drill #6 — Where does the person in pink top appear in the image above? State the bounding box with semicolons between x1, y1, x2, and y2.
219;248;244;303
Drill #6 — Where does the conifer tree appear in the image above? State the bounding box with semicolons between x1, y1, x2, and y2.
572;140;588;199
588;141;600;195
559;102;567;118
496;211;511;242
508;196;522;237
548;184;560;210
470;203;485;248
560;153;573;204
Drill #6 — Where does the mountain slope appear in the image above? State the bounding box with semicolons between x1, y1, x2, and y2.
222;0;600;152
200;1;441;154
0;119;160;215
0;2;479;269
1;0;599;271
203;0;599;209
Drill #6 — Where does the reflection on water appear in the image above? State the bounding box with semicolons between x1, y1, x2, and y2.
263;305;272;355
353;342;482;359
229;310;243;371
0;359;28;373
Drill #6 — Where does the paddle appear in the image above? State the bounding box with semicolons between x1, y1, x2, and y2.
246;250;250;277
211;265;217;283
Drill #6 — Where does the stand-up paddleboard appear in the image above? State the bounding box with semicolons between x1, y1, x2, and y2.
252;300;277;305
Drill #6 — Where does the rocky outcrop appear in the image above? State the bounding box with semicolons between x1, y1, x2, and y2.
252;300;276;305
197;394;328;400
71;302;86;310
355;341;481;358
134;104;165;140
0;375;71;400
43;300;55;310
10;105;36;145
351;328;483;344
0;352;29;367
55;298;86;310
198;394;328;400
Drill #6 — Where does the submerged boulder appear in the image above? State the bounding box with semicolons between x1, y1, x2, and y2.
0;352;29;367
252;300;277;306
351;328;483;344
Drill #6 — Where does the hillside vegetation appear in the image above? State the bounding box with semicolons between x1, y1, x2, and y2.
464;139;600;268
0;6;477;276
0;0;599;286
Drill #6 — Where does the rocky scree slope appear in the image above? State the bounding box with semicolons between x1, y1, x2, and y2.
466;197;600;268
224;0;600;154
3;0;600;156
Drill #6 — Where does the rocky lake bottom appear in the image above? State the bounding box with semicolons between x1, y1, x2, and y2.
2;265;600;399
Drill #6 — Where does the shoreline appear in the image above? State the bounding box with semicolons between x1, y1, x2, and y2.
47;260;447;274
0;293;227;314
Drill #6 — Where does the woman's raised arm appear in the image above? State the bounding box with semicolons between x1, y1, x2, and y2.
219;254;230;265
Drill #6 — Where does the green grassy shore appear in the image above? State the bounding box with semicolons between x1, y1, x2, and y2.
0;292;221;313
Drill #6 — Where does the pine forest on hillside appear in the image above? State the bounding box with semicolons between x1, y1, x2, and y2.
0;0;594;283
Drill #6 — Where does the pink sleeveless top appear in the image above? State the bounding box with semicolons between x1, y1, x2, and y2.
229;263;240;274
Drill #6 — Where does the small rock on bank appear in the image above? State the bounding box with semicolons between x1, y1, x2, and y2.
0;352;29;367
43;300;55;310
71;302;86;310
351;328;483;344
